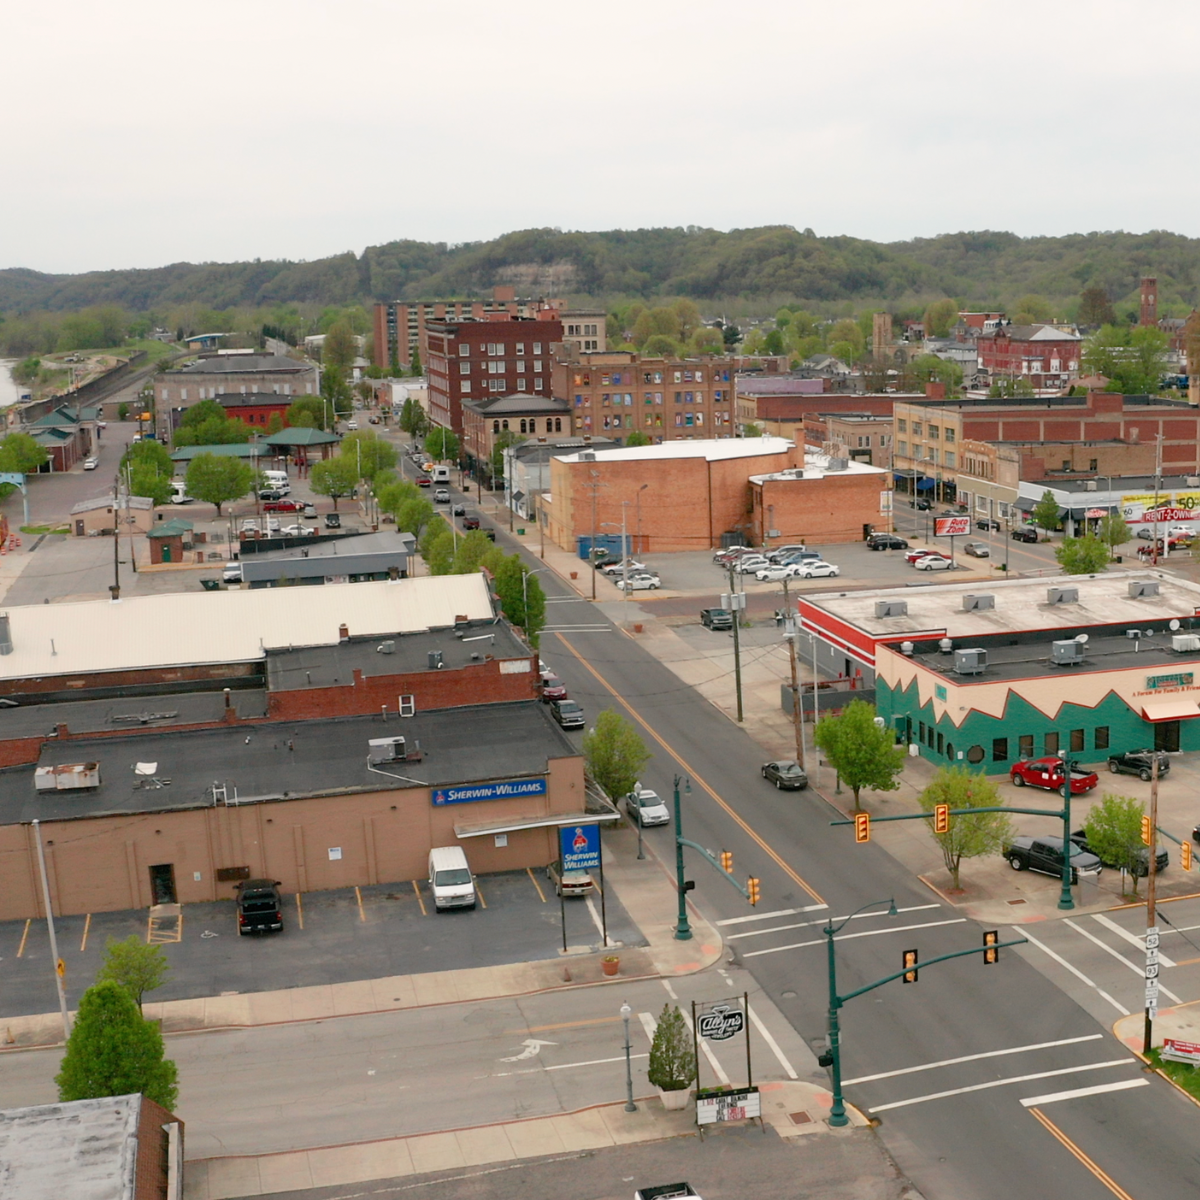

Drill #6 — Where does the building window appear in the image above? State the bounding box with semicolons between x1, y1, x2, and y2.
944;428;955;443
533;343;543;354
459;344;470;356
517;379;526;391
912;422;922;436
534;360;543;372
1044;731;1059;756
516;343;525;355
460;381;470;393
897;441;907;456
1070;729;1085;752
398;694;416;717
946;742;954;761
1018;734;1034;759
1094;725;1109;750
944;452;955;468
1089;459;1098;471
554;418;562;432
918;721;926;742
929;425;939;439
897;419;906;432
992;737;1008;762
516;361;526;373
459;361;470;375
493;421;500;434
936;732;944;754
534;377;543;390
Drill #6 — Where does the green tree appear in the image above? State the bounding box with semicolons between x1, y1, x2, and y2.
424;428;460;463
826;318;865;358
285;395;327;430
987;376;1035;399
1055;533;1110;574
490;429;522;483
127;463;174;508
647;1004;697;1093
1078;287;1116;327
812;698;905;812
450;529;496;575
923;299;959;338
642;334;683;358
321;365;353;419
625;430;652;447
582;709;651;801
377;477;419;518
1083;325;1170;394
828;340;858;366
1012;294;1055;325
910;354;964;392
399;397;429;442
266;412;284;435
396;496;435;540
742;422;763;438
322;321;357;373
763;329;785;356
56;981;178;1110
341;431;396;482
94;935;170;1014
172;401;252;447
1031;490;1061;536
185;454;256;515
671;299;702;343
420;522;455;574
1096;512;1131;558
117;402;129;421
310;456;359;511
721;323;741;348
121;437;174;477
1083;794;1147;895
0;432;49;474
489;555;546;646
917;767;1014;890
409;345;422;376
688;327;724;356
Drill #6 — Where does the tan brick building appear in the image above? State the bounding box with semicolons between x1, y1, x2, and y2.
461;393;572;481
802;412;894;469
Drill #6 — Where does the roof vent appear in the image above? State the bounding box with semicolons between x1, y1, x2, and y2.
427;650;443;670
954;648;987;675
1047;587;1078;605
1187;477;1200;487
578;450;596;462
875;600;908;618
0;613;12;656
1172;634;1200;653
938;637;954;654
962;594;994;612
900;641;914;656
376;640;395;654
827;457;849;471
1128;581;1160;599
1051;639;1085;665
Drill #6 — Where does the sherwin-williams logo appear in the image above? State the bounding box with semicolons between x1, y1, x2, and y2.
1147;673;1194;691
431;778;547;806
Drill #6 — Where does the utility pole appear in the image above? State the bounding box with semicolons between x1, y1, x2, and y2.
785;615;806;771
810;628;821;785
727;564;744;722
110;473;121;601
1144;751;1162;1054
672;774;693;941
124;464;137;574
1151;432;1163;567
32;819;72;1040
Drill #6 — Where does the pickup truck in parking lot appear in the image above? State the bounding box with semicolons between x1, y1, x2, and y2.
1005;835;1102;883
1010;756;1098;794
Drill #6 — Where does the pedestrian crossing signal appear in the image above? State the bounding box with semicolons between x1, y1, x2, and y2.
1141;815;1153;845
720;850;733;873
855;812;871;843
747;876;760;906
1182;840;1192;872
934;804;950;835
983;930;999;965
902;949;919;983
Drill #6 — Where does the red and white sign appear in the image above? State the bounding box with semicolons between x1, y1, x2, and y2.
934;517;970;537
1142;508;1195;525
1162;1038;1200;1064
1085;508;1110;519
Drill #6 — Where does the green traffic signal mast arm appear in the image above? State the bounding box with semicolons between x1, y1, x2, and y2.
677;837;754;902
831;805;1066;825
837;937;1029;1005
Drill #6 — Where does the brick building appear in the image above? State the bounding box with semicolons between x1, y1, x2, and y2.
748;457;891;546
975;323;1082;393
425;314;563;434
216;392;294;429
155;355;318;436
802;412;894;469
461;393;572;480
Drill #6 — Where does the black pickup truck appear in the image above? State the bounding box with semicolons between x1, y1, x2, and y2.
1005;835;1102;883
235;879;284;935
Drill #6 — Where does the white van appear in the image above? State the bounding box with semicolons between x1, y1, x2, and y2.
428;846;476;911
430;465;451;484
170;480;193;504
222;562;242;584
262;470;290;493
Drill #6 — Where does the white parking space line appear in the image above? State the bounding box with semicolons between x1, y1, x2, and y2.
1017;928;1130;1015
1020;1078;1149;1107
869;1060;1138;1113
585;897;608;945
727;904;940;942
1092;913;1177;966
1066;919;1183;1004
742;917;966;959
680;1008;730;1085
747;1002;798;1079
717;903;828;926
844;1034;1104;1086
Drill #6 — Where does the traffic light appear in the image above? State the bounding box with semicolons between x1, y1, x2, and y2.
1141;814;1153;846
1182;840;1193;872
855;812;871;843
720;850;733;873
934;803;950;835
747;877;760;906
902;948;919;983
983;930;999;965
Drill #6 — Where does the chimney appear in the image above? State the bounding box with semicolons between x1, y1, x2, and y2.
338;623;349;642
925;381;946;400
1140;277;1158;327
0;613;12;655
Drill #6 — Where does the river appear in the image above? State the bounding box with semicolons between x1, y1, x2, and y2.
0;360;26;409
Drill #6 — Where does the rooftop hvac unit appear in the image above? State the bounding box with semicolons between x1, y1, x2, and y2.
900;641;914;656
954;648;987;675
938;637;954;654
1128;581;1160;599
1188;477;1200;487
963;594;995;612
376;640;395;654
427;650;443;670
1172;634;1200;653
368;736;420;764
827;457;849;471
1047;587;1079;605
1085;480;1097;491
875;600;908;618
1051;639;1085;665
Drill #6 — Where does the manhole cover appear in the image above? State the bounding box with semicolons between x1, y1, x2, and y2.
789;1111;812;1124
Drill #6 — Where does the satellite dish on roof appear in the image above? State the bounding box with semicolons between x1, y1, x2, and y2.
1170;619;1181;630
1145;629;1156;637
1075;633;1089;643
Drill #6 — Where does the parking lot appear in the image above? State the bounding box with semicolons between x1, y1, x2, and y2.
0;870;643;1018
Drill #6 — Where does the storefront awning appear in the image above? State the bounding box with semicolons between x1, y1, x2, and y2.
1141;699;1200;723
916;477;936;490
454;811;623;839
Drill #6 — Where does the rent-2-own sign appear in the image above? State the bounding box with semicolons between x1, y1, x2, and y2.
561;824;600;872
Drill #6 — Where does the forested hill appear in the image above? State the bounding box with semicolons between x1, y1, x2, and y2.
2;226;1197;314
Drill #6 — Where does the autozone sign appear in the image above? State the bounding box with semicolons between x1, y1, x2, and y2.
935;516;970;537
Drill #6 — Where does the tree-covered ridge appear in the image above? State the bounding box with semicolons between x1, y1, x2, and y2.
2;226;1197;315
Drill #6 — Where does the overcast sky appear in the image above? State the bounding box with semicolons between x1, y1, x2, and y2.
2;0;1197;275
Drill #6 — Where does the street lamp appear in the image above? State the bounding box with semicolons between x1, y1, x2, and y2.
521;566;550;634
823;898;898;1127
621;1002;637;1112
673;774;693;941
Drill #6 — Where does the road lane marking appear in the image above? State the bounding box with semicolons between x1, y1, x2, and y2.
1066;919;1183;1004
1092;913;1176;966
556;633;825;904
1017;928;1130;1015
526;867;547;904
1027;1106;1140;1199
16;919;29;957
680;1006;730;1085
410;880;426;917
869;1060;1138;1113
742;917;967;958
1021;1078;1149;1107
492;1052;648;1078
747;1000;798;1079
717;903;828;926
499;1038;557;1063
295;892;305;929
476;883;488;910
727;904;940;941
355;886;366;922
660;979;678;1000
844;1034;1105;1085
639;1011;657;1042
79;913;91;953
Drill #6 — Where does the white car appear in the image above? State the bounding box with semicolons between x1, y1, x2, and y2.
82;456;98;470
796;560;840;578
601;558;647;576
755;564;800;582
241;518;282;534
280;523;316;537
625;786;671;826
735;555;771;574
913;554;954;571
345;420;358;430
1166;525;1194;539
616;573;661;591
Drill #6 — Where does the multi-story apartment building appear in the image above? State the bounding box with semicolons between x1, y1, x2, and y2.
802;412;893;470
975;323;1082;393
551;349;736;443
425;314;563;434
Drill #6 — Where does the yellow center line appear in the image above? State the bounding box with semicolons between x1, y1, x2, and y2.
295;892;305;930
355;886;366;922
16;918;30;958
520;1015;624;1033
556;633;824;904
79;913;92;953
1028;1107;1138;1200
526;866;547;904
411;879;427;917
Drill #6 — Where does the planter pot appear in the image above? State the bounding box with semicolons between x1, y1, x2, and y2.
633;623;644;634
570;571;579;580
601;956;619;977
657;1087;692;1111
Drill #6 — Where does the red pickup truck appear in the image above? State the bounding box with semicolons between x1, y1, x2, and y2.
1010;756;1098;794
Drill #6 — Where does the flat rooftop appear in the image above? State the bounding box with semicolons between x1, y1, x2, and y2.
557;437;793;464
4;700;574;825
0;575;494;684
0;689;268;738
1034;473;1200;495
241;531;415;582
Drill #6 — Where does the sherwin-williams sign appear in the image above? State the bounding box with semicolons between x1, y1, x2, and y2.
560;823;600;872
431;778;547;806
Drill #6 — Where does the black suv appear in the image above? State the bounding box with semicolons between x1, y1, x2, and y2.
1011;526;1039;543
235;879;284;935
1070;829;1169;877
761;760;808;790
1107;750;1170;781
700;608;733;630
866;534;908;551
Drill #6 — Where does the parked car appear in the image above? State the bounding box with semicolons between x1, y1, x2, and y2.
345;420;358;431
452;504;465;517
259;489;286;501
1069;829;1168;877
700;607;733;630
766;544;808;563
735;555;771;574
866;534;908;551
433;488;450;504
713;546;747;564
1005;835;1102;883
280;524;316;537
234;878;284;935
616;574;661;590
1106;750;1170;781
549;698;585;728
601;558;647;577
625;786;671;826
904;547;938;564
913;554;955;570
540;675;567;702
324;512;341;528
913;498;932;510
976;517;1000;531
761;760;808;790
546;859;594;897
302;503;317;518
462;516;480;530
83;456;98;470
263;499;303;513
779;551;823;566
1011;526;1039;543
963;542;990;557
1136;528;1156;540
755;563;800;582
416;476;432;488
795;560;840;579
1010;756;1098;794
